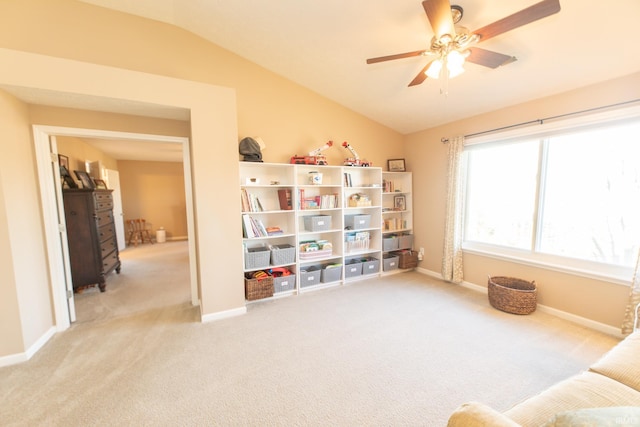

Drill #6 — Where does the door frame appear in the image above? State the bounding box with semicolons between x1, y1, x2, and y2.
33;125;197;330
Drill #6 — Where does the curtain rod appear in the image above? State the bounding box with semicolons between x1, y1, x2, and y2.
440;98;640;144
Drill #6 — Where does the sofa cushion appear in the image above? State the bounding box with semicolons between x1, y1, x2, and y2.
447;402;520;427
504;371;640;427
589;331;640;392
542;406;640;427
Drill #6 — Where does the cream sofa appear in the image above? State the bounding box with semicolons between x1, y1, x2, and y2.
447;331;640;426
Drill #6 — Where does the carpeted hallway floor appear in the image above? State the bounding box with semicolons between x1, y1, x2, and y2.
0;241;620;426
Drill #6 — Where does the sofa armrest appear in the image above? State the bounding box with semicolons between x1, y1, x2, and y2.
447;402;521;427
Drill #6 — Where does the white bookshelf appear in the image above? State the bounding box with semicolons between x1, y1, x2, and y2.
381;171;414;274
239;162;389;301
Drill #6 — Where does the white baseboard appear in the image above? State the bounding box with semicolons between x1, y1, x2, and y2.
201;306;246;323
414;268;623;338
0;326;56;368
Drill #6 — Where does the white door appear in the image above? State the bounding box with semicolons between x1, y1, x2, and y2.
105;169;126;250
50;136;77;322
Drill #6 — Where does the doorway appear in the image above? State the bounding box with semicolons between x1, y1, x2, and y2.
33;125;198;330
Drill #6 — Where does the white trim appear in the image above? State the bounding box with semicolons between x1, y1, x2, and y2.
462;245;632;287
32;125;198;328
181;139;199;307
0;327;56;368
33;126;71;331
25;327;56;360
415;268;623;338
201;306;247;323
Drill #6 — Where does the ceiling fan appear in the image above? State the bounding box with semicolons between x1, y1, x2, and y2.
366;0;561;86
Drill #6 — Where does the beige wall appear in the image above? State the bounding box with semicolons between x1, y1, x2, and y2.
0;0;404;362
56;135;118;175
0;89;53;358
0;0;403;168
118;160;187;239
405;72;640;329
55;132;188;241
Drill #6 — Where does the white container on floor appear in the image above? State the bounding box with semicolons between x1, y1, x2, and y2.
156;228;166;243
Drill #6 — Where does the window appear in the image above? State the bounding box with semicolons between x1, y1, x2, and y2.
463;111;640;281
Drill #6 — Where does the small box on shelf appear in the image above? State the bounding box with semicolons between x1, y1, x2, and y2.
361;257;380;275
383;254;399;271
300;265;321;287
398;233;414;250
344;214;371;230
321;263;342;283
244;272;274;301
347;193;371;207
393;250;418;269
303;215;331;231
383;235;399;251
271;268;296;293
244;246;271;270
270;244;295;265
344;259;363;278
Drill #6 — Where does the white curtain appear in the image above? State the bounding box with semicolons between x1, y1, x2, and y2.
622;251;640;335
442;136;465;283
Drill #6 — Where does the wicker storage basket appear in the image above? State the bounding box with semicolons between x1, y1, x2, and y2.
488;276;537;315
244;274;274;301
395;250;418;269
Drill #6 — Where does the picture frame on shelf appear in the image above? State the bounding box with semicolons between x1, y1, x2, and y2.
74;170;95;189
60;165;78;189
58;154;69;169
387;158;406;172
93;178;108;189
394;195;406;211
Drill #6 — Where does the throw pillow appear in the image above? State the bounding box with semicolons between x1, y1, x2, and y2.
543;406;640;427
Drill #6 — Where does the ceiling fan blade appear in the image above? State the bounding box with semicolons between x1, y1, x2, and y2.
408;61;435;87
422;0;455;39
366;50;426;64
472;0;560;43
466;47;517;69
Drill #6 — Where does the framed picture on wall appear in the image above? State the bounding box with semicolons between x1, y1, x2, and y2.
74;170;95;189
387;158;406;172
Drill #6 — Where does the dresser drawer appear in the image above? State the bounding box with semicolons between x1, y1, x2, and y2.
94;192;113;211
102;250;119;274
100;236;117;257
95;210;114;228
97;223;115;243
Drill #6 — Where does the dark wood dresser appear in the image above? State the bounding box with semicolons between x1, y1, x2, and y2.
63;189;121;292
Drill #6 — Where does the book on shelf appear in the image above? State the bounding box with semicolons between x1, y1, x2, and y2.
266;226;283;236
241;188;264;212
277;189;292;210
344;172;352;187
242;214;281;238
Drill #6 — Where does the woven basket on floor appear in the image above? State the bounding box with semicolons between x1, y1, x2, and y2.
488;276;537;315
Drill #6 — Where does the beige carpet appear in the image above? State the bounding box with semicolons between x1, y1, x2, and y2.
0;241;620;426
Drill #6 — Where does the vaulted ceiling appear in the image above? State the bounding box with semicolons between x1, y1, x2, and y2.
78;0;640;135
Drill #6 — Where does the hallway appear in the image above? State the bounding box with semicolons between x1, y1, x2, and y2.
73;240;192;323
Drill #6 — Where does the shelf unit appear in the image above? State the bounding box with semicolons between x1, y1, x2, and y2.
381;171;414;274
240;163;297;298
240;163;411;302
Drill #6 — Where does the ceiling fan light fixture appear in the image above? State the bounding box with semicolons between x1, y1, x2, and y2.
425;59;443;79
447;50;465;67
447;61;465;78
